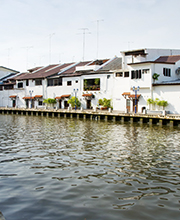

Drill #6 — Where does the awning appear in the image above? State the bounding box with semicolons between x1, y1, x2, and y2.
61;94;71;98
34;95;43;98
82;93;93;97
55;94;71;99
129;94;141;99
122;92;130;96
9;95;17;98
55;96;62;100
23;96;35;100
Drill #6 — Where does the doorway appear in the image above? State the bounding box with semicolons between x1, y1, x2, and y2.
64;100;69;109
26;100;29;108
87;100;91;109
12;99;16;108
59;100;62;109
126;99;130;112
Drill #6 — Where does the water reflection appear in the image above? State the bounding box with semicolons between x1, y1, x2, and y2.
0;115;180;220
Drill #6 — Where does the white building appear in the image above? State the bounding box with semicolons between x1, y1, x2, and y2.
1;48;180;114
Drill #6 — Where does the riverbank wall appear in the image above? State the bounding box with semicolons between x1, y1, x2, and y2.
1;107;180;127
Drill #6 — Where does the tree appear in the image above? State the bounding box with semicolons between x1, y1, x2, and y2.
68;96;81;108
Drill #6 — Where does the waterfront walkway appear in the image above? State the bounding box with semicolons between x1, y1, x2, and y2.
0;107;180;127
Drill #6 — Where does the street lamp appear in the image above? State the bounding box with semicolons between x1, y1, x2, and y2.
133;86;140;113
29;90;33;109
74;88;78;110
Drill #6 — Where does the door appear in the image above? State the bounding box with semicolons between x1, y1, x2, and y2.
26;100;29;108
12;99;16;108
126;99;130;113
31;100;34;108
133;99;138;112
64;100;69;109
87;100;91;109
59;100;62;109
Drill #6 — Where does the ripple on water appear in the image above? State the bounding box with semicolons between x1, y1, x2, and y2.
0;115;180;220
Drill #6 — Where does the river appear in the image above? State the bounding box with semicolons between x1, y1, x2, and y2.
0;114;180;220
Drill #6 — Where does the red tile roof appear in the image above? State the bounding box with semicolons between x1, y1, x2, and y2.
55;95;71;99
9;95;17;98
61;94;71;98
23;96;35;99
129;94;141;99
82;93;93;97
122;92;130;96
34;95;43;98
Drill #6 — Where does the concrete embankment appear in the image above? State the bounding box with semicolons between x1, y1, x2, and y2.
0;107;180;127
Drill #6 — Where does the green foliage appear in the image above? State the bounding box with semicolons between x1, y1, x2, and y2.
43;98;57;105
98;98;112;108
156;100;168;108
152;73;160;81
147;98;168;110
98;99;103;105
68;96;81;108
94;78;100;85
147;98;155;105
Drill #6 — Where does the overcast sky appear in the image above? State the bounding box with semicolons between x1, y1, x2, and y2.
0;0;180;72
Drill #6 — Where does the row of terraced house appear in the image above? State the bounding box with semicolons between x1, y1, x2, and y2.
1;48;180;114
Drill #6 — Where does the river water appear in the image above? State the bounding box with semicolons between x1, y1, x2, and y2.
0;114;180;220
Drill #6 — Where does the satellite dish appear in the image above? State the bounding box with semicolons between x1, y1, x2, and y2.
175;67;180;75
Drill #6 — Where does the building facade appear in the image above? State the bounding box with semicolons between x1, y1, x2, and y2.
1;48;180;114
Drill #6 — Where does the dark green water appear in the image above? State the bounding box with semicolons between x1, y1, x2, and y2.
0;115;180;220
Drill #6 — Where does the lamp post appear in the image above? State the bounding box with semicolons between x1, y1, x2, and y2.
133;86;139;113
74;88;78;110
29;90;33;109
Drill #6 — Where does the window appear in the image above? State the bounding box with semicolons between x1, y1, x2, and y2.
67;81;72;86
131;70;141;79
116;72;123;77
35;79;42;85
142;69;150;74
18;82;23;88
26;80;29;86
47;78;62;86
76;80;78;83
4;84;13;90
124;71;129;77
163;68;171;77
38;100;43;106
0;86;3;91
84;78;100;91
47;79;53;86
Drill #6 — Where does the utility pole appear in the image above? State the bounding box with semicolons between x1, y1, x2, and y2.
78;28;91;61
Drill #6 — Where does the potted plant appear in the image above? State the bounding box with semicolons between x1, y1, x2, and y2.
43;98;57;109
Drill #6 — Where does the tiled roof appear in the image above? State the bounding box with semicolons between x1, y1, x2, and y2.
129;94;141;99
122;92;130;96
55;94;71;99
82;93;93;97
9;95;17;98
23;96;35;100
34;95;43;98
154;55;180;64
60;61;91;76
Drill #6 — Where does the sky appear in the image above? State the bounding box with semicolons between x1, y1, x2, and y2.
0;0;180;72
